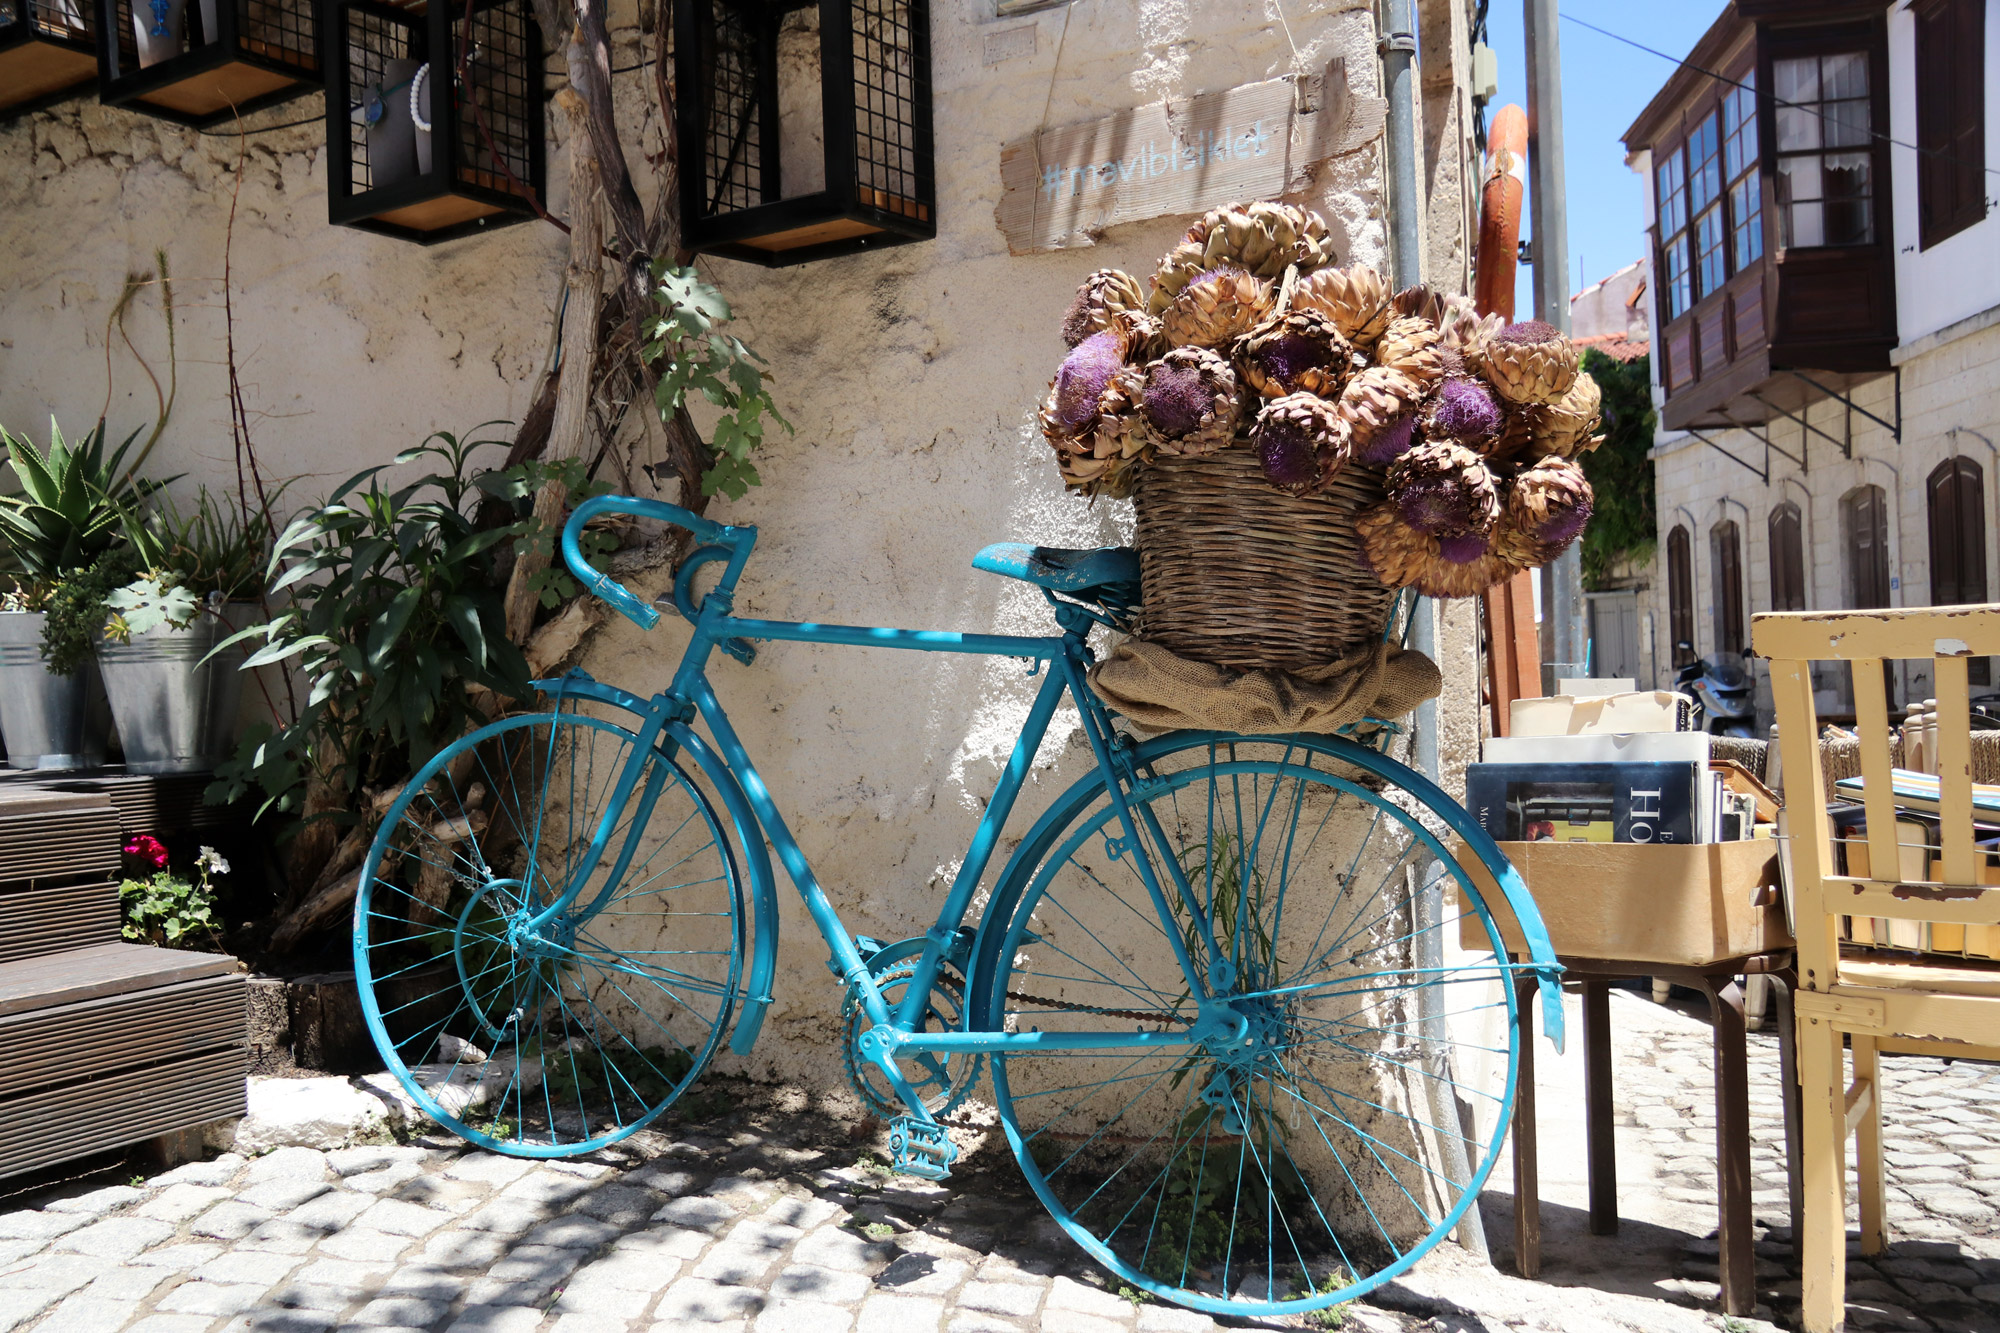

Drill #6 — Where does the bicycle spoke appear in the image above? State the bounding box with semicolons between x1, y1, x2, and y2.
356;711;745;1157
989;744;1522;1316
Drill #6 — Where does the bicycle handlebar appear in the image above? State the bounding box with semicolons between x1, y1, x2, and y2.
562;495;731;630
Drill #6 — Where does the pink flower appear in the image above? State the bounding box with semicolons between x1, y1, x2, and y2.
124;834;169;870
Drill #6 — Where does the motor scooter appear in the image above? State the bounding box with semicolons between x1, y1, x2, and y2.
1674;643;1757;738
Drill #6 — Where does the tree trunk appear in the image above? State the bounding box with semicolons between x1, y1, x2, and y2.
505;93;607;646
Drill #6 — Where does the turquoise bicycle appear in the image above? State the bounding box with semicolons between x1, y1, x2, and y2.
354;494;1561;1317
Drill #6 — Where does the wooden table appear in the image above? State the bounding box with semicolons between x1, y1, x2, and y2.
1508;951;1799;1318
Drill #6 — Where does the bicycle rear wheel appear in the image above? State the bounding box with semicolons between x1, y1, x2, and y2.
974;735;1519;1316
354;708;744;1156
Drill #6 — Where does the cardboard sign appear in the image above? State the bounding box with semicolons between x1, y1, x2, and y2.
995;60;1386;256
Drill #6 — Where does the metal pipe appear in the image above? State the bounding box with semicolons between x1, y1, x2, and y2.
1525;0;1586;686
1381;0;1488;1262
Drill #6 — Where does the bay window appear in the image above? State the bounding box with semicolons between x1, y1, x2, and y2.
1774;52;1874;248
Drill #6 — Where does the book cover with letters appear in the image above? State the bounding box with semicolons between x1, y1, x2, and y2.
1466;762;1701;844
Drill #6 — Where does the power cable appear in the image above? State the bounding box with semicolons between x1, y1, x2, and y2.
195;108;331;136
1561;9;2000;181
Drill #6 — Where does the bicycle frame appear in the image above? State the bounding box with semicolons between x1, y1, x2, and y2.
548;497;1267;1112
556;495;1565;1128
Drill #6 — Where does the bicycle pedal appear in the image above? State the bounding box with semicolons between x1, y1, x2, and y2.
886;1116;957;1181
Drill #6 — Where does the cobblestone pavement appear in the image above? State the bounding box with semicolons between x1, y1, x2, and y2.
1471;986;2000;1333
1620;989;2000;1333
0;991;1995;1333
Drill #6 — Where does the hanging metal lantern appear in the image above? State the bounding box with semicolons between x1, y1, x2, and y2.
323;0;544;244
1;0;99;119
94;0;319;126
675;0;933;267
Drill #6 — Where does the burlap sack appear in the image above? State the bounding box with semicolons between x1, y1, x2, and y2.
1089;637;1443;734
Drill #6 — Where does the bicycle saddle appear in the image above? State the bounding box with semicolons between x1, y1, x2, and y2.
974;542;1139;598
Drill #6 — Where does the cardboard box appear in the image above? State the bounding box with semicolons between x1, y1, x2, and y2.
1453;839;1791;967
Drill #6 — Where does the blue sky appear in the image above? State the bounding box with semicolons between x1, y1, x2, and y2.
1482;0;1728;301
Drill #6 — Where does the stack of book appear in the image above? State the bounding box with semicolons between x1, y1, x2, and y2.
1827;772;2000;960
1468;690;1777;847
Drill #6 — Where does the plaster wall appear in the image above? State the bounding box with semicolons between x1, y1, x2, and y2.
1888;0;2000;346
0;0;1486;1086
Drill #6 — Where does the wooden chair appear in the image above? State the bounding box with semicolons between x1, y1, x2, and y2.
1755;607;2000;1333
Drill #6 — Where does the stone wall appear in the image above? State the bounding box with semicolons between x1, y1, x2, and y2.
0;0;1484;1084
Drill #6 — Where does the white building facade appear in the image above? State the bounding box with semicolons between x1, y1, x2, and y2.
1627;0;2000;721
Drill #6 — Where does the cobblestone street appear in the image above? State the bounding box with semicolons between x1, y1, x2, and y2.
0;989;1995;1333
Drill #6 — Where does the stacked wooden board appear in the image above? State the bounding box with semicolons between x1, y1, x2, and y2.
0;788;246;1181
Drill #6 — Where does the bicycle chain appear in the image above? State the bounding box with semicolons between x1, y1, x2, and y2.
913;988;1186;1132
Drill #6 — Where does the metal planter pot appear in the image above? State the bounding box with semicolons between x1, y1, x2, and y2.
0;612;110;771
96;608;252;775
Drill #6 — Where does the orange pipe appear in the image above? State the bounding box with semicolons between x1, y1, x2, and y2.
1473;104;1527;322
1476;105;1536;728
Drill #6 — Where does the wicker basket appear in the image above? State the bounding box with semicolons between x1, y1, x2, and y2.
1134;450;1398;673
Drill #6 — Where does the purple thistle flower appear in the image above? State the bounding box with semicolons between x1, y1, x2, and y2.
1438;532;1489;564
1429;378;1502;442
1248;333;1324;390
1053;332;1124;430
1357;413;1420;468
1256;416;1320;490
1141;361;1210;437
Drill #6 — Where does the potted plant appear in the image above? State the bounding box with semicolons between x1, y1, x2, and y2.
96;488;270;774
0;421;153;770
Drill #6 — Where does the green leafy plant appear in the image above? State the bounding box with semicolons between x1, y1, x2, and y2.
40;547;141;674
647;263;792;501
472;456;614;609
0;420;169;673
120;486;273;604
120;843;229;949
0;420;154;588
103;573;203;640
861;1221;895;1240
212;429;613;819
1577;350;1657;590
1303;1268;1351;1328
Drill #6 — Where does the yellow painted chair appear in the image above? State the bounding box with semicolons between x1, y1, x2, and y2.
1755;606;2000;1333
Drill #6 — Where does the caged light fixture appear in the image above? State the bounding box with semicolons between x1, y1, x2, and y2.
675;0;933;266
322;0;544;244
0;0;99;118
95;0;320;126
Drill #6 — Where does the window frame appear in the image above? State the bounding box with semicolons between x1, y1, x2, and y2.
1668;525;1697;668
1769;501;1806;612
1915;0;1988;249
1767;46;1879;250
1843;484;1893;609
1928;455;1990;685
1711;520;1747;657
1652;63;1761;334
1724;78;1764;271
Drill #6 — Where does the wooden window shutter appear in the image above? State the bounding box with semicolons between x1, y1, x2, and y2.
1928;457;1990;684
1713;522;1745;655
1847;486;1892;609
1668;526;1695;667
1769;503;1805;612
1917;0;1988;248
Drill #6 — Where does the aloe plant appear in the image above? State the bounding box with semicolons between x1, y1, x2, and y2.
0;419;154;588
117;486;273;605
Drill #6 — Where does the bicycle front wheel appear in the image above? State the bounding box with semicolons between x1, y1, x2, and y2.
975;736;1519;1316
354;708;745;1156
